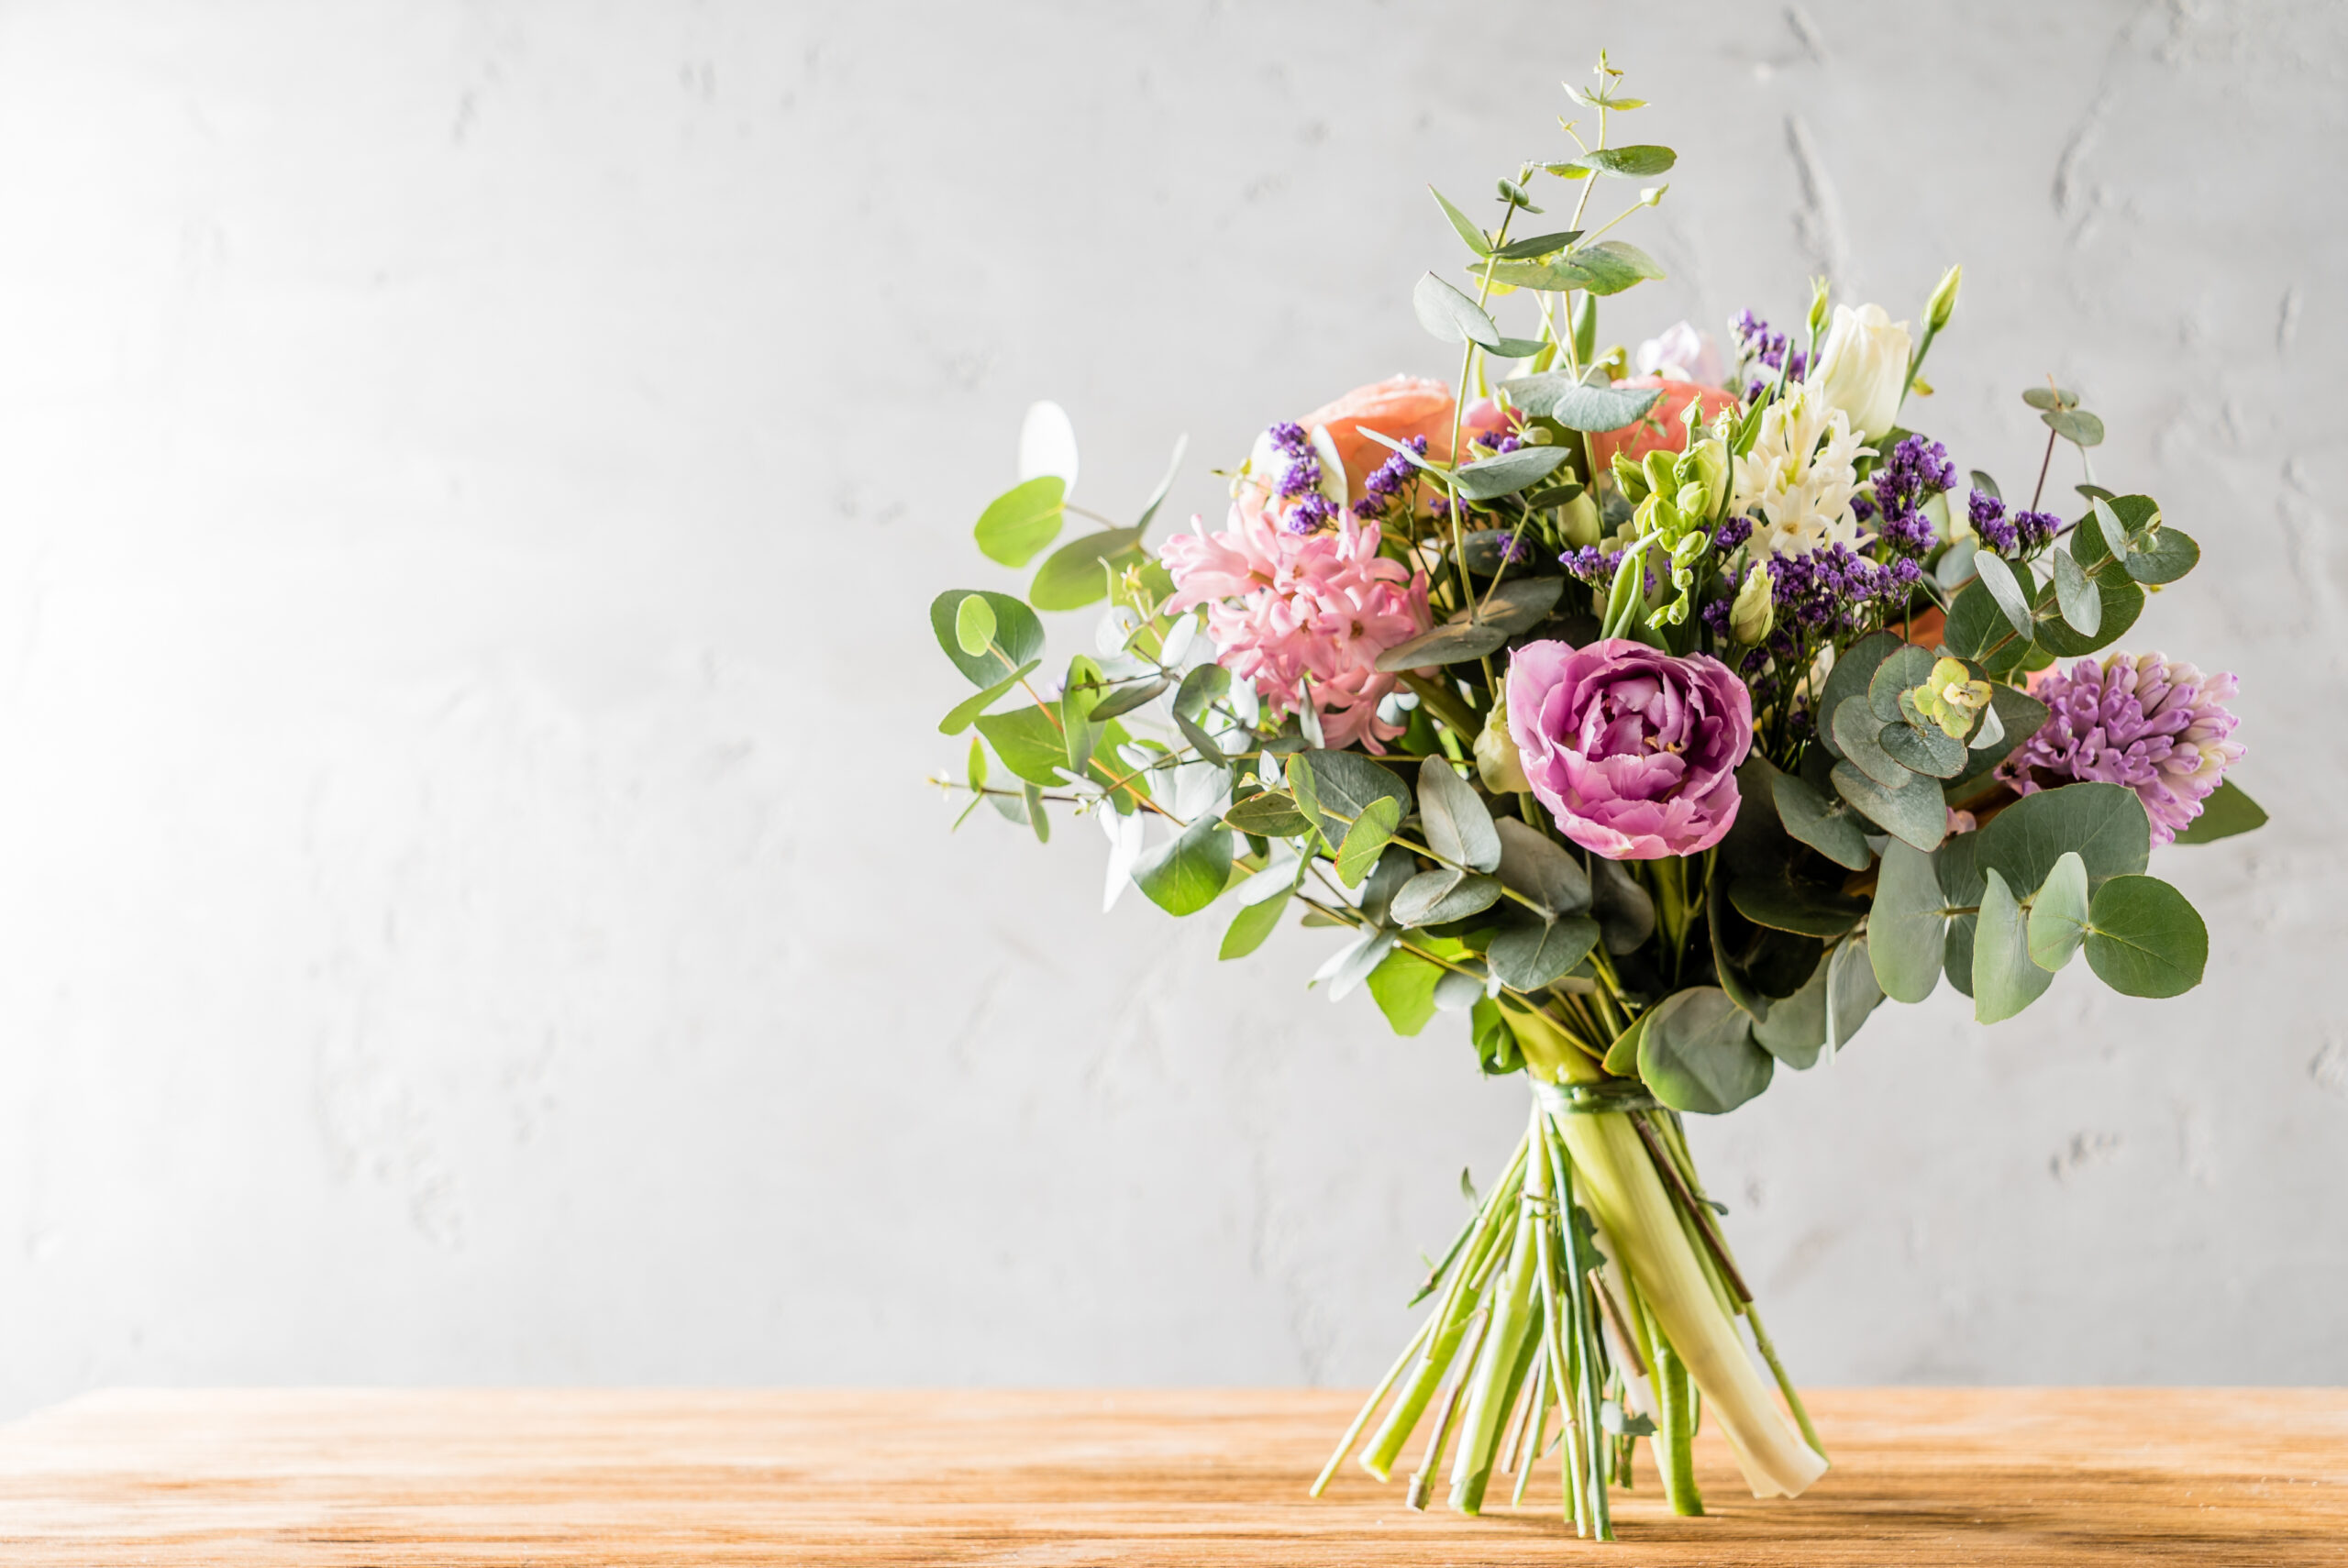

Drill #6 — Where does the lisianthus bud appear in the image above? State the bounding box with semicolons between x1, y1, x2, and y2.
1682;437;1728;517
1475;693;1531;793
1729;564;1773;644
1809;303;1914;441
1806;276;1832;340
1925;264;1962;333
1558;490;1602;547
1611;451;1652;502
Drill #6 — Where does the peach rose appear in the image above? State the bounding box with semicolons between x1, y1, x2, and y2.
1588;377;1739;472
1295;375;1507;499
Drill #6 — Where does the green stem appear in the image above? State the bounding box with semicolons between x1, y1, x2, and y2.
1643;1297;1704;1515
1448;1110;1546;1513
1406;1308;1490;1510
1310;1312;1433;1497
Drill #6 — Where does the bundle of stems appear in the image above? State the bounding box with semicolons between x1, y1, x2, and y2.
1311;1003;1827;1537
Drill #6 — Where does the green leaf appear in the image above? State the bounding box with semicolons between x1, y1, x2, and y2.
2021;386;2079;412
1030;526;1145;612
1224;790;1315;838
1390;868;1505;928
1060;655;1103;777
2172;779;2266;845
2026;850;2089;971
1295;749;1413;845
972;475;1066;567
1638;988;1774;1115
1494;818;1591;916
2082;875;2208;998
1879;719;1969;778
1972;469;2003;499
1413;271;1502;349
1601;1010;1647;1076
2034;526;2144;657
1319;928;1399;999
1726;867;1868;938
930;591;1046;687
1335;795;1404;888
1497;373;1662;433
1430;186;1492;256
1220;885;1289;959
1869;839;1945;1003
1974;780;2150;900
1867;645;1938;724
1559;144;1677;178
954;593;998;656
1417;756;1502;873
1771;771;1869;870
1569;239;1667;294
1977;683;2048;759
1972;551;2035;640
974;705;1071;787
1591;856;1655;953
1813;632;1901;762
1486;336;1547;359
1833;697;1911;790
2124;527;2198;585
1972;867;2053;1023
1824;937;1884;1055
1942;580;2030;676
1751;952;1828;1066
1085;673;1171;722
938;658;1042;734
2043;407;2105;447
1831;760;1947;852
1709;894;1773;1022
1488;914;1600;990
1366;948;1447;1036
1134;814;1234;918
1472;995;1523;1076
1371;618;1509;672
1454;444;1571;502
1024;780;1049;843
2050;547;2101;637
1492;227;1584;259
1133;434;1190;534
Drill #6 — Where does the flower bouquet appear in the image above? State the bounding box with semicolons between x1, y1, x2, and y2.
926;57;2262;1538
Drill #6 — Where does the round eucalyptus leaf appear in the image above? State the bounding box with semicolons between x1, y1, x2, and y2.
1478;573;1567;633
1832;760;1948;853
1726;867;1868;938
1417;756;1502;873
1816;632;1902;761
1868;838;1946;1004
930;591;1047;687
1866;645;1938;724
1770;771;1869;871
2082;874;2208;998
1971;867;2053;1023
2050;547;2102;638
1373;618;1510;673
1638;988;1774;1115
2025;850;2090;972
1487;912;1600;989
1974;780;2149;899
1879;720;1969;779
2123;528;2198;585
1833;698;1911;790
1391;867;1504;928
1494;818;1592;917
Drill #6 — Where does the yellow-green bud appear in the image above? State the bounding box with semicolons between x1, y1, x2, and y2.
1611;451;1650;502
1925;263;1962;333
1475;695;1530;794
1559;491;1601;548
1729;563;1774;644
1806;275;1832;339
1682;438;1729;517
1642;448;1678;501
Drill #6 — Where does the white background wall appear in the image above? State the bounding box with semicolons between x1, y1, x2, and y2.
0;0;2340;1418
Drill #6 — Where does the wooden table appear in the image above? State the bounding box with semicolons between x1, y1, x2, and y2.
0;1389;2341;1563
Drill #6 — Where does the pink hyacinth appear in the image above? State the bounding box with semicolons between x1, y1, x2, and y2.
1998;651;2244;845
1158;505;1430;753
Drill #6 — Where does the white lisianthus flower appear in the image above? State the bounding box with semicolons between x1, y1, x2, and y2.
1633;321;1726;386
1808;303;1912;440
1730;384;1875;558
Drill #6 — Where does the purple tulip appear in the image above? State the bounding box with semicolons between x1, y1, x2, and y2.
1505;638;1755;860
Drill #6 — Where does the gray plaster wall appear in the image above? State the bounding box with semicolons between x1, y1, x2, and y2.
0;0;2340;1418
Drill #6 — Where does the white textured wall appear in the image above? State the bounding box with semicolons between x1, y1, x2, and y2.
0;1;2341;1417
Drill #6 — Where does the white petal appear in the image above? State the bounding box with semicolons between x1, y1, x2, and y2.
1018;401;1080;491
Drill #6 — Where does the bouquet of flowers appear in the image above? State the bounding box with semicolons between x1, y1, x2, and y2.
926;57;2262;1539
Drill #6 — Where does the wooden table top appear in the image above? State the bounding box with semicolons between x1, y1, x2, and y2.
0;1388;2342;1564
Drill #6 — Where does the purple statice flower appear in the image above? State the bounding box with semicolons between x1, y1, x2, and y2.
1496;533;1534;564
1969;490;2019;555
1997;653;2245;844
1767;543;1908;634
1267;421;1312;455
1700;595;1733;636
1731;309;1808;381
1712;513;1753;553
1284;492;1338;535
1352;446;1423;520
1870;435;1955;560
2011;509;2060;552
1851;495;1878;523
1560;545;1624;584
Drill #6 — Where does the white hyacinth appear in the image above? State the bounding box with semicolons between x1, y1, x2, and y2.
1730;384;1876;558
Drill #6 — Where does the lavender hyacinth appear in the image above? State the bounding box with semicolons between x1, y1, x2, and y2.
1998;653;2246;844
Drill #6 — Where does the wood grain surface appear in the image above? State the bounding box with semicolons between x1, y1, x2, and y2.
0;1388;2342;1564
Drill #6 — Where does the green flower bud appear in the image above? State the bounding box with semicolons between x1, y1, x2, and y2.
1642;448;1678;501
1925;263;1962;333
1682;437;1729;517
1558;490;1602;548
1611;451;1651;502
1475;694;1530;794
1729;563;1774;644
1806;275;1832;339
